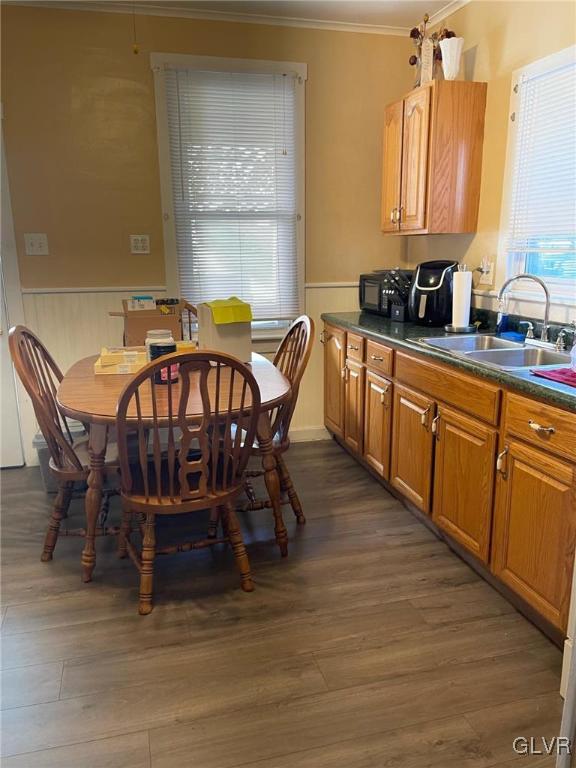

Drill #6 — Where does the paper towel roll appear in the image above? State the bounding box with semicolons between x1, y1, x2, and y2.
452;271;472;328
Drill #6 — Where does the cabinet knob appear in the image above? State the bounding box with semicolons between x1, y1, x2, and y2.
528;420;555;436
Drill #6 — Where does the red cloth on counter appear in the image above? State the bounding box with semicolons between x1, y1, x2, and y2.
531;367;576;388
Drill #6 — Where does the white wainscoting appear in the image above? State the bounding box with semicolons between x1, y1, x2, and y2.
17;283;357;464
19;287;167;465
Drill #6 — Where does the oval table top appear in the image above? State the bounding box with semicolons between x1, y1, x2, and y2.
57;353;291;425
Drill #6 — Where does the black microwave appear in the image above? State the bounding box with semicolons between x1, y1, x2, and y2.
359;269;413;317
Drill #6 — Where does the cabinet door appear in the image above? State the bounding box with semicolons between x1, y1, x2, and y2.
432;406;497;563
364;371;392;480
492;439;576;632
400;87;430;231
323;325;346;438
390;383;435;513
381;100;403;232
344;359;364;455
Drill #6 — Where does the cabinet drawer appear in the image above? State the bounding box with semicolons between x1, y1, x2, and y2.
504;393;576;463
395;352;500;425
345;332;364;362
365;339;393;376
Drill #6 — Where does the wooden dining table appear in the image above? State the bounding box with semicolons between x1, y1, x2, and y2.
57;352;292;582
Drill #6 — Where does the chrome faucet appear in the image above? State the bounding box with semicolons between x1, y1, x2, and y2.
497;274;550;342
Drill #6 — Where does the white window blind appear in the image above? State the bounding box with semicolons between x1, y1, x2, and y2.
163;66;302;320
505;47;576;291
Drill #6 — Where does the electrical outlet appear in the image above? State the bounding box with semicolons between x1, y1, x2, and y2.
24;233;49;256
479;261;494;285
130;234;150;255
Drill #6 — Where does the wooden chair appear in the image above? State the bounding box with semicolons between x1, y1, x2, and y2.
115;351;260;615
8;326;119;562
243;315;315;524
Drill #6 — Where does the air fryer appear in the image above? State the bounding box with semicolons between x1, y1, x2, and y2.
408;260;458;326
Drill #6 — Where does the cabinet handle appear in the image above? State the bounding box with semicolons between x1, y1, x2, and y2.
398;206;404;223
320;330;327;344
390;208;397;223
370;354;384;362
528;420;556;435
347;344;359;351
420;406;432;429
496;446;509;479
431;414;440;438
341;366;347;380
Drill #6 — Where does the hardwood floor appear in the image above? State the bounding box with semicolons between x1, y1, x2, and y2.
0;440;562;767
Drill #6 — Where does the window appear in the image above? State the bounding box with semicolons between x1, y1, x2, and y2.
501;45;576;300
152;54;306;321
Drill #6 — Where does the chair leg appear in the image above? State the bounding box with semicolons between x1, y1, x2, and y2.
118;499;132;559
207;506;220;539
224;502;254;593
41;481;74;562
138;512;156;615
277;455;306;525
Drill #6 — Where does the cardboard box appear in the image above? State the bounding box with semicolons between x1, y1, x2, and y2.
197;298;252;362
110;300;186;346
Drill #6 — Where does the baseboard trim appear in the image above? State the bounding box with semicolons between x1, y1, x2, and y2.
289;426;330;442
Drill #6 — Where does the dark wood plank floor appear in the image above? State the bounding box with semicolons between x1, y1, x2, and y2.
1;440;562;767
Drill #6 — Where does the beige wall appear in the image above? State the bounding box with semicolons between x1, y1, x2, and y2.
407;0;576;285
1;5;413;289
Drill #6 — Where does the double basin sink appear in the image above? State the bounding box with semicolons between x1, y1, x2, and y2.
418;334;570;371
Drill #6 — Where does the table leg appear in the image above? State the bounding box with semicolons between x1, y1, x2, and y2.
257;412;288;558
81;424;108;583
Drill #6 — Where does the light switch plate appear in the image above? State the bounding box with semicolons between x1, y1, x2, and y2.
130;234;150;254
479;261;494;285
24;233;49;256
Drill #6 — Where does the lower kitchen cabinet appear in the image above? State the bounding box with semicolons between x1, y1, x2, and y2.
323;325;345;438
363;370;392;479
344;359;364;454
432;406;497;563
390;383;435;513
492;439;576;632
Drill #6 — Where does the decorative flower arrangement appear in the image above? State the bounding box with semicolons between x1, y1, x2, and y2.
409;14;457;84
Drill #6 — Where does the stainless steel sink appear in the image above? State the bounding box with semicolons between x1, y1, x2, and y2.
463;347;571;370
418;335;522;353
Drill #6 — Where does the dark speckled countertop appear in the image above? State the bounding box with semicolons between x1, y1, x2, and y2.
321;312;576;412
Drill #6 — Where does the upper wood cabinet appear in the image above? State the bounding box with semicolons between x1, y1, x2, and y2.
381;80;487;234
432;406;497;563
381;101;404;233
323;325;346;438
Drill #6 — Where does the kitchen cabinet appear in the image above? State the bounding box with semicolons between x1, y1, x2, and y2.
432;406;497;563
400;87;430;231
363;370;392;479
492;439;576;632
323;325;345;438
381;80;487;234
344;358;364;454
381;101;404;233
390;383;435;513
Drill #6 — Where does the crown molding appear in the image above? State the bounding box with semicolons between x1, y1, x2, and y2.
428;0;472;28
3;0;471;37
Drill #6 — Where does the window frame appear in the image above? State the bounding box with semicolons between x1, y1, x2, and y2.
496;44;576;306
151;52;307;321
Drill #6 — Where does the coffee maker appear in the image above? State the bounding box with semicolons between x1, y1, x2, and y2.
408;260;458;326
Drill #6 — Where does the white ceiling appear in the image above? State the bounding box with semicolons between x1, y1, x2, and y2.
8;1;467;34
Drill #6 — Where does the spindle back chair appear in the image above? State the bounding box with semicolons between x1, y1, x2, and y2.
115;350;260;614
244;315;314;524
8;326;118;562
